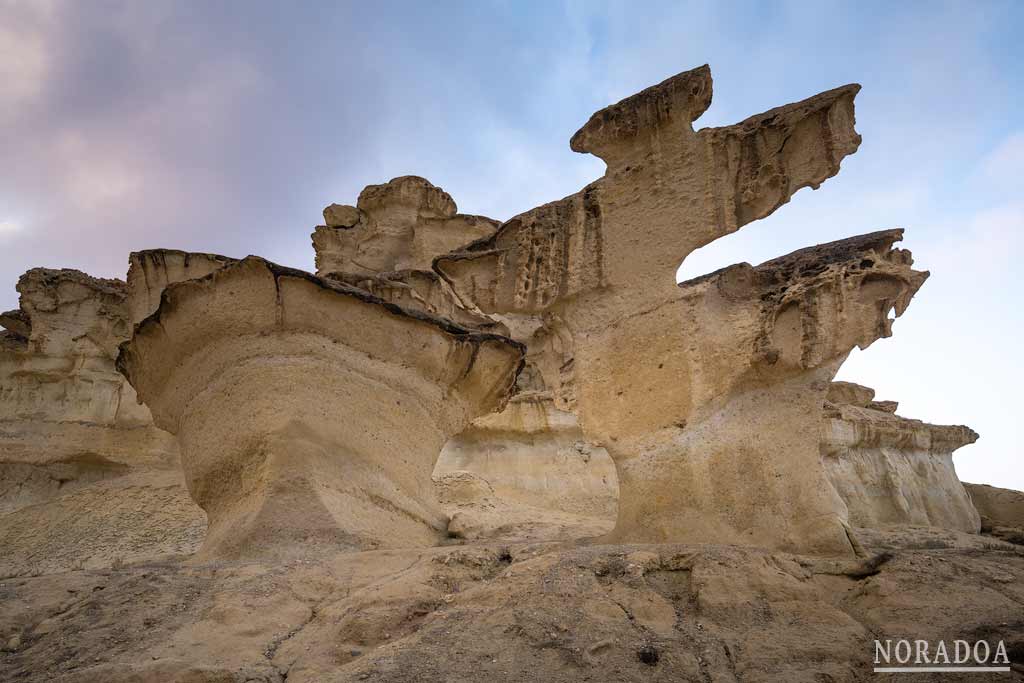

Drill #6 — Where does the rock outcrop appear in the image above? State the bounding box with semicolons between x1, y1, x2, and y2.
0;268;203;576
436;65;903;554
312;176;499;276
822;382;980;533
313;177;614;539
967;483;1024;544
117;254;524;560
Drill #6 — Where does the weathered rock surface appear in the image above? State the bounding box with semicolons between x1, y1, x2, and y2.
437;394;617;520
967;483;1024;545
434;470;613;542
313;176;499;276
118;254;524;561
326;269;506;334
2;535;1021;682
313;176;613;538
0;268;202;575
435;65;884;554
126;249;235;324
822;382;980;533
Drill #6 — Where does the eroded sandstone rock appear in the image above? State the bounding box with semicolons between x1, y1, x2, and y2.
313;175;499;276
822;383;980;533
436;394;617;520
966;483;1024;544
0;268;202;575
435;65;893;554
311;176;613;538
117;255;524;560
0;269;178;506
126;249;235;324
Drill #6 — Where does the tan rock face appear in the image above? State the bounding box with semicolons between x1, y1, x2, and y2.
434;65;904;554
314;176;613;538
323;202;360;228
822;386;980;533
126;249;235;324
313;175;498;276
0;268;201;575
117;255;524;560
0;269;176;477
326;269;506;334
436;394;618;520
966;483;1024;542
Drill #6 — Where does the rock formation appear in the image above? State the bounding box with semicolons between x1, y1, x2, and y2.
3;63;1021;682
822;381;980;533
312;175;499;276
117;255;524;560
436;396;617;520
435;64;911;554
0;268;203;576
967;483;1024;544
311;174;615;538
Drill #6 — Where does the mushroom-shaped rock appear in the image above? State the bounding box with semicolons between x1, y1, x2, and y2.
313;176;498;276
117;256;524;561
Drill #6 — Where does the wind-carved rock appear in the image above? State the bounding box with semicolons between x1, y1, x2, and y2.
117;255;524;561
0;269;203;576
126;249;235;324
0;269;178;510
314;178;617;533
312;175;499;277
821;382;980;533
435;65;919;554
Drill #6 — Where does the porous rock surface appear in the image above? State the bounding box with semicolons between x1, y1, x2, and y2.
1;534;1022;682
312;175;616;536
435;65;907;554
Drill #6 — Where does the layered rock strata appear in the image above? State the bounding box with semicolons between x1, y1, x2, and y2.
0;268;202;576
966;483;1024;544
314;177;616;531
0;269;177;507
117;255;524;561
436;393;618;519
821;382;980;533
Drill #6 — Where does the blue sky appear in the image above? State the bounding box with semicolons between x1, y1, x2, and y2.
1;1;1021;488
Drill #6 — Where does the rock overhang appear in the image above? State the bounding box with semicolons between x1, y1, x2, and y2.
117;254;525;433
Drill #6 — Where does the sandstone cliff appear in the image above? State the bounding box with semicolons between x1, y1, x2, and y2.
822;382;980;533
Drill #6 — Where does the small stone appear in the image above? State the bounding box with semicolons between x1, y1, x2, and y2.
5;634;22;652
637;644;659;666
323;204;360;228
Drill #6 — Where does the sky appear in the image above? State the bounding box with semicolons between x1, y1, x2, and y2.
1;0;1021;489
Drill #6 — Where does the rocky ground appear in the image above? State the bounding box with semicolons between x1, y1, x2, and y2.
2;518;1022;683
